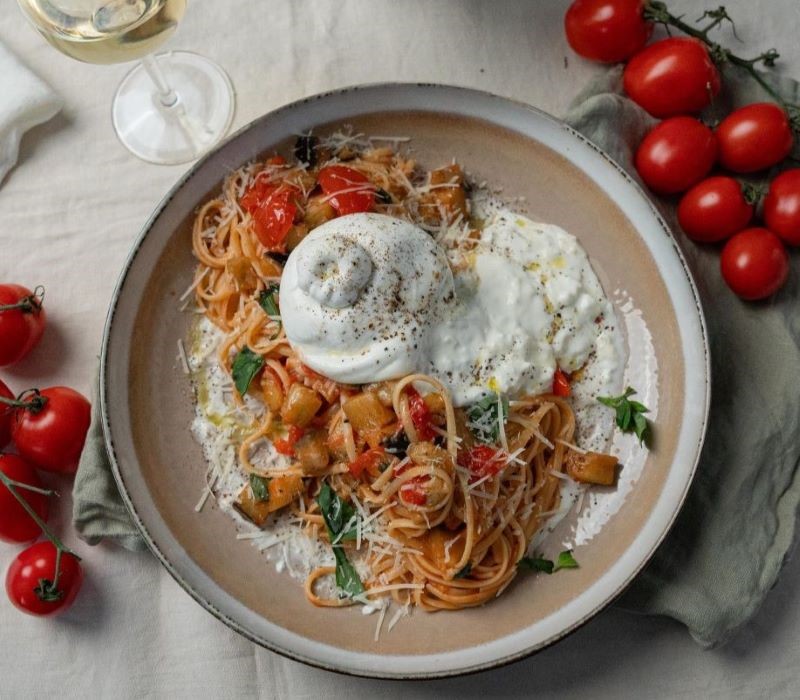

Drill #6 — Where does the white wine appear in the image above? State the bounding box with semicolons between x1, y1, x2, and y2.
17;0;187;64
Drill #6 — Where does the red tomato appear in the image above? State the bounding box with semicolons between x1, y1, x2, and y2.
0;379;13;447
11;387;91;475
458;445;504;483
273;425;305;456
0;454;49;544
635;117;717;194
564;0;652;63
552;368;571;397
716;103;794;173
241;180;299;249
720;228;789;300
6;541;83;617
348;447;387;479
318;166;375;216
399;477;427;506
764;169;800;246
677;176;754;243
0;285;46;367
623;38;721;118
406;387;436;442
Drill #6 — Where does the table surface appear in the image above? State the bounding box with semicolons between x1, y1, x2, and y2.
1;0;799;697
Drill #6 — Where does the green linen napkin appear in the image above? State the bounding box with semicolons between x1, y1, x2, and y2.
73;67;800;647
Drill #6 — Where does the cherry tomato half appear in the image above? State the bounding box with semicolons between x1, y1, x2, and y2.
552;368;571;397
635;117;717;195
11;387;91;475
720;227;789;300
6;541;83;617
0;284;46;367
406;387;436;441
318;165;375;216
399;476;428;506
241;180;300;249
677;176;754;243
0;379;13;448
716;103;794;173
623;37;721;118
764;169;800;246
564;0;652;63
0;454;49;544
458;445;504;483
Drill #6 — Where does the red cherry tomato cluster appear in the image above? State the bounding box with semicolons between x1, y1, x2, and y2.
239;159;376;252
564;0;797;300
0;284;91;617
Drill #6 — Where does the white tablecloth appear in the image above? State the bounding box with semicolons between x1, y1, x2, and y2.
1;1;799;696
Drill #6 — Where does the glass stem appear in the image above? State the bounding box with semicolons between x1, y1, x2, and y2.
141;54;178;108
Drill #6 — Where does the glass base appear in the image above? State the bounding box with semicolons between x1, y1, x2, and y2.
112;51;235;165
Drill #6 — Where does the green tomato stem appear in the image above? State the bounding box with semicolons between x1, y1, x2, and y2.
0;470;79;560
0;285;45;313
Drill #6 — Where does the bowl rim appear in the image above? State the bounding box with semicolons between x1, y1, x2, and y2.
100;82;710;679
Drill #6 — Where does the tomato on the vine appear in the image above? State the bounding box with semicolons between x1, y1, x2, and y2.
0;454;50;544
241;180;300;249
764;169;800;246
0;284;46;367
635;117;717;194
677;176;754;243
716;103;794;173
317;165;375;216
6;541;83;617
623;37;721;118
720;227;789;300
10;387;91;474
0;379;13;448
564;0;652;63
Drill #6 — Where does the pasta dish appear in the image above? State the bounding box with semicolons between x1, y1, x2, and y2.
184;131;628;624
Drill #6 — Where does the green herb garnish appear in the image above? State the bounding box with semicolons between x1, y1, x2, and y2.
316;482;364;598
332;547;365;597
317;482;359;543
249;474;270;502
466;392;509;444
598;387;650;444
518;550;579;574
259;284;281;317
231;346;264;396
453;563;472;579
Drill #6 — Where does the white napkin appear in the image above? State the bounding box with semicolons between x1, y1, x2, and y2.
0;40;62;185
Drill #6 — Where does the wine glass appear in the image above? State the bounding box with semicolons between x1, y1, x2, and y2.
17;0;235;165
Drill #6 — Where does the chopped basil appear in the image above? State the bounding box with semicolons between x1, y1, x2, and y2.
553;550;579;571
598;387;650;444
466;392;509;444
232;346;264;396
333;547;365;597
259;284;281;317
518;556;554;574
249;474;270;502
317;482;359;543
518;550;579;575
317;482;364;598
453;563;472;579
294;134;318;167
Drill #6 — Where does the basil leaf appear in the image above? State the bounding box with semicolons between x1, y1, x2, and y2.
294;134;318;167
333;546;365;597
232;346;264;396
466;392;509;443
249;474;270;502
317;482;359;543
518;556;554;574
553;550;579;572
259;284;281;318
598;387;650;445
453;563;472;579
